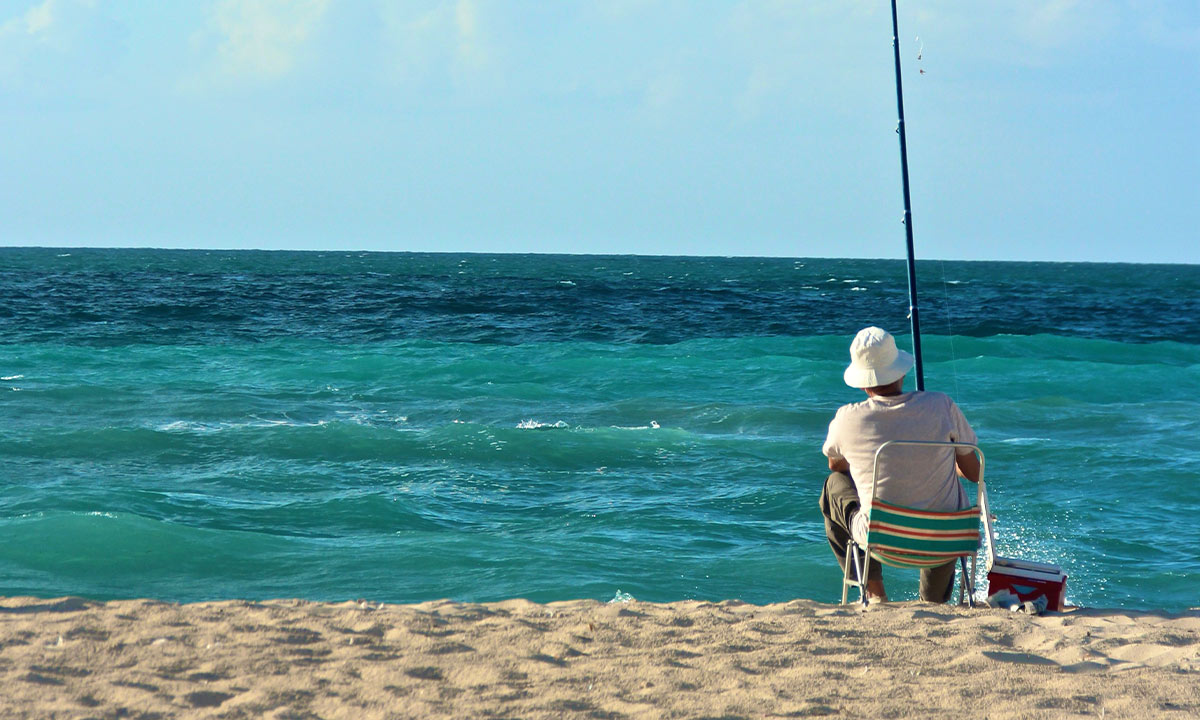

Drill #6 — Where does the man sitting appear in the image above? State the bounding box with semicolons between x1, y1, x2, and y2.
819;326;980;603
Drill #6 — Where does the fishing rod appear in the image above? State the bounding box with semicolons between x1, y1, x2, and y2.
890;0;924;391
884;4;1071;612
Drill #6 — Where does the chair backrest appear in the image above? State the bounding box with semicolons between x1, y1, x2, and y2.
866;500;981;568
865;440;985;569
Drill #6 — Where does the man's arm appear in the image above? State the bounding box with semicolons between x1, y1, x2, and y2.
955;450;980;483
828;456;850;474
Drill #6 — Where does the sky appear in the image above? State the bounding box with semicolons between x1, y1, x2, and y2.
0;1;1196;263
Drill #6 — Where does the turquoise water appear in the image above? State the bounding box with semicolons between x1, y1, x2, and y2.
1;249;1197;610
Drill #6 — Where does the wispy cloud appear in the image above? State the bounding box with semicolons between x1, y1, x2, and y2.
1;1;73;69
380;0;496;89
454;0;488;71
902;0;1124;68
1019;0;1115;50
0;0;118;94
19;0;57;35
206;0;330;81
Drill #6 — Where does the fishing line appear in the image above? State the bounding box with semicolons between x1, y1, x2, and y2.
939;259;963;404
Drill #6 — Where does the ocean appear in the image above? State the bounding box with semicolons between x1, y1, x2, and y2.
1;248;1197;611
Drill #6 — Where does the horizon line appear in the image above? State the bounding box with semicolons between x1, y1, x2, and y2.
1;244;1195;268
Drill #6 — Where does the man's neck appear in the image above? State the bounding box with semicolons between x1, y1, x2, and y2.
863;380;907;398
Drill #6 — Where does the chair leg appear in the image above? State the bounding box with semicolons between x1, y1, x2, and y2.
859;551;871;607
969;556;975;606
842;540;862;605
841;549;852;605
957;557;964;605
959;555;976;608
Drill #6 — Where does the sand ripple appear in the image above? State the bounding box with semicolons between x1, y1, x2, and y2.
1;596;1197;718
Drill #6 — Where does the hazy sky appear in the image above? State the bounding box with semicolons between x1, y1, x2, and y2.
1;1;1197;262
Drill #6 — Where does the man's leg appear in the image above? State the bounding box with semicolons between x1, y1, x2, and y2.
818;472;882;585
919;561;957;603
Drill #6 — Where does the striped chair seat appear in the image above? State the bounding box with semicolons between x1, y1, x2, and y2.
865;500;981;569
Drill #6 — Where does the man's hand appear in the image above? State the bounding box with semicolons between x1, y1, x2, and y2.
828;456;850;474
956;450;981;483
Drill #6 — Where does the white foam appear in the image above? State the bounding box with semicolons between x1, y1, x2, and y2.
516;419;568;429
158;417;332;433
159;420;204;433
613;420;660;430
1;375;24;381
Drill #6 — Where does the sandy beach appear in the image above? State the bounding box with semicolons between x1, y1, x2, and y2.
0;596;1196;719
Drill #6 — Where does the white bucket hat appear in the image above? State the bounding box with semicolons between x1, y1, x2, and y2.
843;326;914;389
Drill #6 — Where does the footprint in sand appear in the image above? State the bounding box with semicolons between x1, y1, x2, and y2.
184;690;233;708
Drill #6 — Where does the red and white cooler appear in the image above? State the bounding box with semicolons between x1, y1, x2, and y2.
986;557;1068;611
979;488;1068;611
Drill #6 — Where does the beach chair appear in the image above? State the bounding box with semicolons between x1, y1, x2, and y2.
840;440;984;607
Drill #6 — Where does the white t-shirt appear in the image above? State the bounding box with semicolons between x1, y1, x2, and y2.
822;390;977;544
